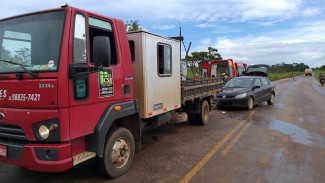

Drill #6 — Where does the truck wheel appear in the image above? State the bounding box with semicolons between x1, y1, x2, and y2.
187;113;197;125
247;97;254;110
98;127;135;178
196;100;210;125
267;93;275;105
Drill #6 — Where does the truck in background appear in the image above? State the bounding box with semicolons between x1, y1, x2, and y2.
305;69;312;76
201;59;247;79
0;6;222;178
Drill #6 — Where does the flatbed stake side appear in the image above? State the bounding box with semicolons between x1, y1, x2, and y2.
0;6;222;178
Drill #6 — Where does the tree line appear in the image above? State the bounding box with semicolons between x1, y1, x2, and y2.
269;63;309;73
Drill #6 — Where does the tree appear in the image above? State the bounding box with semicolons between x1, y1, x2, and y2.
15;47;31;64
125;20;142;32
187;47;222;76
1;47;11;60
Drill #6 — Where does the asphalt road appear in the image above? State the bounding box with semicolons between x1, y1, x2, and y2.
1;75;325;183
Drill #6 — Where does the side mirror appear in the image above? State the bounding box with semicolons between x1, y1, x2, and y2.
93;36;111;67
253;85;261;90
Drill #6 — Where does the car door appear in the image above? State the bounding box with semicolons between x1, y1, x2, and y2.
261;77;272;101
253;78;264;104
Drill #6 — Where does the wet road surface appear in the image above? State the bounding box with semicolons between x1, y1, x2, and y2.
1;76;325;183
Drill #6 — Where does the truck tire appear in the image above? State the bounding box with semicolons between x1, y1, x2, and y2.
187;113;197;125
97;127;135;178
196;100;210;125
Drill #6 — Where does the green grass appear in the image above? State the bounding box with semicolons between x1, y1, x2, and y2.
268;72;304;81
187;68;305;81
314;70;321;80
186;68;200;78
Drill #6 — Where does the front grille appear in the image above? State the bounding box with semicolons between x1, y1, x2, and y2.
0;123;26;141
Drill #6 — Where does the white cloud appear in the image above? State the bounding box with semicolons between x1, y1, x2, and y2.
195;23;216;28
0;0;304;24
151;24;175;30
193;21;325;68
302;8;321;17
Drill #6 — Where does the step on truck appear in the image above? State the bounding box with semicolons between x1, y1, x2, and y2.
0;6;222;178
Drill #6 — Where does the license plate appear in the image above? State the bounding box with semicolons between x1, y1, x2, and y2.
0;145;7;158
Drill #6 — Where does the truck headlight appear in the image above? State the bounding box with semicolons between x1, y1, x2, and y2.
39;125;50;139
33;119;60;142
235;93;247;98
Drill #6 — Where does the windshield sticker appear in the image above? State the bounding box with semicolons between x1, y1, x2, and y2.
48;60;55;68
99;69;113;98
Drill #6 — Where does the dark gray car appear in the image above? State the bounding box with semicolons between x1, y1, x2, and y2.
216;65;275;110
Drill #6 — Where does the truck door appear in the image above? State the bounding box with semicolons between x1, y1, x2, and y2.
68;12;125;139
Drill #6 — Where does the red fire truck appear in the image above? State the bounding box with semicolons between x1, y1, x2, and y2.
0;6;222;178
202;59;247;78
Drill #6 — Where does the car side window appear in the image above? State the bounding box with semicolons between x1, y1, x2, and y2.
254;79;262;87
261;78;269;86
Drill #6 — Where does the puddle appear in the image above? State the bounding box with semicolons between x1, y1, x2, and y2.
268;119;325;148
298;117;304;123
274;102;288;110
313;82;325;96
299;116;320;124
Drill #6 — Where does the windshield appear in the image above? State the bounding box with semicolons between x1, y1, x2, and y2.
225;78;254;88
0;11;65;73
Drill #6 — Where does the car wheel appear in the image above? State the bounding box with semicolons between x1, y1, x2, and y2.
247;97;254;110
267;93;275;105
97;127;135;178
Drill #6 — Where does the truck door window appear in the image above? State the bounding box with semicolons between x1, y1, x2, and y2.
202;68;208;77
88;17;117;66
73;14;87;64
158;44;172;76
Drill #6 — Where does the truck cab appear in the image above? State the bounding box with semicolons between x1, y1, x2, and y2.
202;59;244;78
0;5;139;176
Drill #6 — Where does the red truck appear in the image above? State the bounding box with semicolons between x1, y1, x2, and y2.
0;6;222;178
202;59;247;78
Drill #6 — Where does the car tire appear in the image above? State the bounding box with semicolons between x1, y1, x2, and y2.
267;93;275;105
247;97;254;110
97;127;135;178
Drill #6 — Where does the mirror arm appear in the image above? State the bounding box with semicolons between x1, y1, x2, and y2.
69;64;103;78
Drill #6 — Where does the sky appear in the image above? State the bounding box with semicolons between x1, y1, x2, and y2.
0;0;325;68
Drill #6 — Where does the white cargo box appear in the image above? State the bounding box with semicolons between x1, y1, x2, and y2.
127;31;181;119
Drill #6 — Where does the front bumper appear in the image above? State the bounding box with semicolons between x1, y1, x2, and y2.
0;141;72;172
215;97;248;108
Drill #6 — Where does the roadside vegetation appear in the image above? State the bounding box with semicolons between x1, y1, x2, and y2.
268;72;304;81
314;70;320;79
